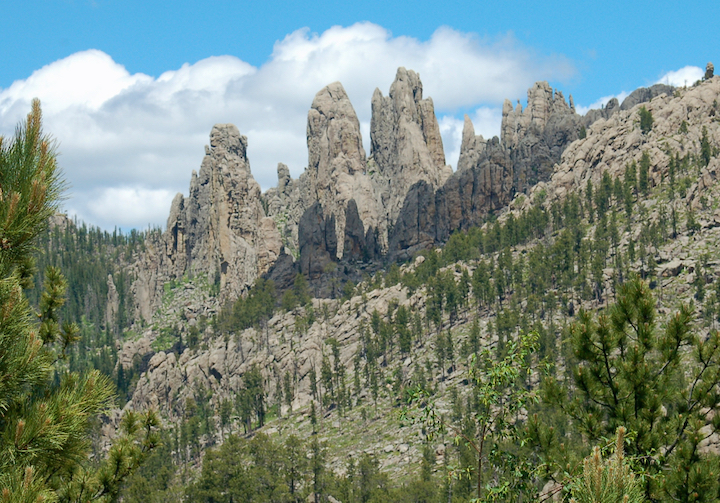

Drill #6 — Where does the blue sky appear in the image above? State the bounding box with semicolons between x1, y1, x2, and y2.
0;0;715;230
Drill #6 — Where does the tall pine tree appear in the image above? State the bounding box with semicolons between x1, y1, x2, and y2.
0;101;158;503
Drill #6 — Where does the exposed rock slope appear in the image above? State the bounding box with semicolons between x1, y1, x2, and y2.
125;71;681;320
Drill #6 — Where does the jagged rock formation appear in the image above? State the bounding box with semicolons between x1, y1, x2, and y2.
129;75;720;421
499;82;581;190
369;67;453;230
131;125;282;318
388;138;516;258
456;115;487;173
388;82;580;256
107;71;720;485
275;68;454;274
126;69;681;318
167;125;281;300
388;79;680;257
304;82;380;258
264;163;306;258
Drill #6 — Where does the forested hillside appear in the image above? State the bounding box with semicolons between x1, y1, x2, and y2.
25;70;720;501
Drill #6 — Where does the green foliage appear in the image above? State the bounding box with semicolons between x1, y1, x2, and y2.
236;364;266;433
404;331;539;501
638;106;654;134
0;101;157;502
187;433;303;502
281;273;312;312
568;427;644;503
541;278;720;500
700;126;713;167
215;278;276;333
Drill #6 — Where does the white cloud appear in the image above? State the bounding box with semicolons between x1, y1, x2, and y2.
76;187;176;230
0;22;575;230
657;66;704;87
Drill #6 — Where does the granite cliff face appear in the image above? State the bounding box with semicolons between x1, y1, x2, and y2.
130;125;282;319
387;80;679;256
266;68;454;281
304;82;379;258
126;70;680;318
167;124;281;300
370;67;453;230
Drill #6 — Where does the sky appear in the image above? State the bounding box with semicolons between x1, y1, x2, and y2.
0;0;715;231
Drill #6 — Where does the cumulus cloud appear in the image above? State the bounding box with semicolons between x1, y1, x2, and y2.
0;22;575;230
81;187;177;229
657;66;704;87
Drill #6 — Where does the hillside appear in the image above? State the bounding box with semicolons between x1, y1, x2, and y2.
33;66;720;501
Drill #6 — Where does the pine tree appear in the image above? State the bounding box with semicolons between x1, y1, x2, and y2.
0;100;158;502
542;278;720;500
638;106;654;134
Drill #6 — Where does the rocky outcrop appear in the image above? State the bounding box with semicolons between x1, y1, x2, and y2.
388;138;515;259
582;97;620;125
304;83;380;257
105;274;119;331
388;82;580;255
264;163;306;257
388;78;683;256
456;115;487;173
499;82;581;189
619;83;674;111
294;69;454;270
127;72;681;317
170;125;281;300
131;125;283;318
546;76;719;205
128;283;412;423
370;67;453;231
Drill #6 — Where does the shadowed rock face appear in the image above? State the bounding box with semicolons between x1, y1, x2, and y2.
388;138;515;260
298;202;337;280
342;199;366;263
